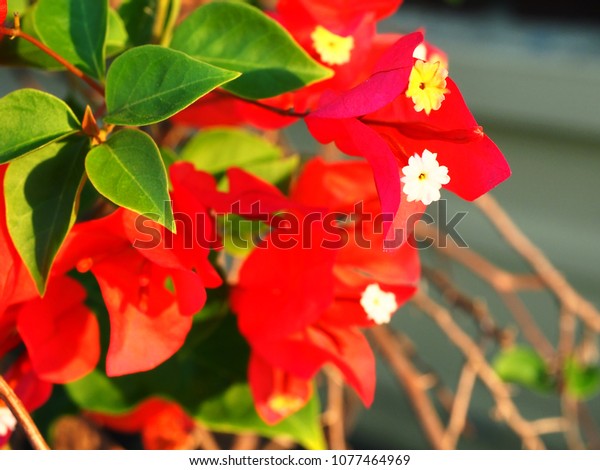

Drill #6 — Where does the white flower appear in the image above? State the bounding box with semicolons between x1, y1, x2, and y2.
360;284;398;325
0;407;17;437
401;149;450;205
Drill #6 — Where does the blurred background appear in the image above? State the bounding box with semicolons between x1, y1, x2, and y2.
342;0;600;449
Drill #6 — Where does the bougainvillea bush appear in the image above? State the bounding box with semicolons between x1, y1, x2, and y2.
0;0;511;449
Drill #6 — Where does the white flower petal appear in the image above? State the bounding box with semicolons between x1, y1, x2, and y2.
400;150;450;205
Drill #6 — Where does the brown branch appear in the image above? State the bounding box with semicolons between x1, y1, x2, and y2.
191;423;220;450
474;194;600;331
441;364;477;449
561;395;585;449
499;291;555;360
262;437;295;450
369;326;447;449
414;223;543;293
0;375;49;450
0;26;105;97
412;290;545;449
529;417;569;436
555;307;577;371
324;367;346;450
230;433;259;450
422;266;513;346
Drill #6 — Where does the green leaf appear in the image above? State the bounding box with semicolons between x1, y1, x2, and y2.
7;0;29;13
117;0;155;46
0;89;81;164
181;128;281;174
66;315;325;449
563;358;600;400
34;0;108;80
239;156;300;186
181;127;299;185
493;346;553;392
219;214;268;257
196;382;326;450
0;5;59;69
159;146;178;169
104;45;240;126
170;1;332;99
4;136;89;294
106;8;128;57
85;129;175;231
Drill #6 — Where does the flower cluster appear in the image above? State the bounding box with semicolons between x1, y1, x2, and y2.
0;0;510;448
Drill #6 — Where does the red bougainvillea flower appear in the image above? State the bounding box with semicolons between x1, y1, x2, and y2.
88;398;196;450
219;165;418;422
291;158;421;327
55;166;222;377
248;354;313;425
307;31;510;242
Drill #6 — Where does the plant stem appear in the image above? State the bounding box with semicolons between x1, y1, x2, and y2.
0;27;105;97
0;374;50;450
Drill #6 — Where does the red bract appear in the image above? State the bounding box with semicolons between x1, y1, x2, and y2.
0;0;7;26
249;354;313;425
280;0;403;28
56;167;222;376
16;277;100;383
225;164;419;422
88;398;195;450
306;31;510;242
306;32;425;241
291;158;421;326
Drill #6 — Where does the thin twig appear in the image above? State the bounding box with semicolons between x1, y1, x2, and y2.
422;266;512;345
561;395;585;449
499;291;555;360
369;326;447;449
0;27;105;96
191;423;220;450
262;437;295;450
555;307;577;371
230;433;259;450
441;364;477;449
0;375;50;450
412;290;545;449
529;417;569;435
324;367;347;450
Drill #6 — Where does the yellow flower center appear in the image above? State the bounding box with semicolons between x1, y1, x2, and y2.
310;25;354;66
405;60;450;115
268;394;305;415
